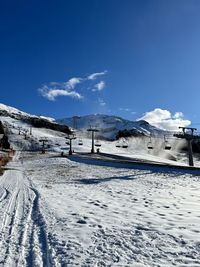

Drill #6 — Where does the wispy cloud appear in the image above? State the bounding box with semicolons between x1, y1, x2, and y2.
119;107;137;115
39;86;83;101
87;70;107;80
66;77;82;89
39;71;107;101
137;108;191;131
92;81;105;92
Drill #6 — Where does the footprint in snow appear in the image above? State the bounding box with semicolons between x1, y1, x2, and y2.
77;219;87;224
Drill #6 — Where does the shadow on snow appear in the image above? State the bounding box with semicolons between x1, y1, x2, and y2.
69;155;200;177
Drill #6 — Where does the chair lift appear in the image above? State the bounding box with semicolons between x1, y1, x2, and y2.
78;139;83;145
115;141;121;148
95;140;101;147
164;135;171;150
122;139;128;148
147;137;153;149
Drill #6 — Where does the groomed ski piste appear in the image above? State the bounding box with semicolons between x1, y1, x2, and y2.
0;115;200;267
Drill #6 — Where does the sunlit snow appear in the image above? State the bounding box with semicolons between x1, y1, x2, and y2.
0;113;200;266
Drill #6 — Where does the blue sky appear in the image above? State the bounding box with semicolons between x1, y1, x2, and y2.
1;0;200;129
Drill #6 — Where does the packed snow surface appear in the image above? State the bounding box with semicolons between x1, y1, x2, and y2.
0;114;200;266
0;151;200;266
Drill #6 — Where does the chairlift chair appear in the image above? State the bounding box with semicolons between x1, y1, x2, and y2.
115;141;121;148
165;142;171;150
78;139;83;146
147;137;153;149
147;142;153;149
164;136;171;150
122;140;128;148
95;140;101;147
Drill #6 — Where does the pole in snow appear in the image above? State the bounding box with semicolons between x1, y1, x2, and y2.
39;138;48;154
87;128;99;153
174;127;199;167
66;133;76;155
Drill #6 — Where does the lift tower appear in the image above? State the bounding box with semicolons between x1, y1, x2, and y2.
174;127;200;167
39;138;49;154
87;128;99;154
66;133;76;155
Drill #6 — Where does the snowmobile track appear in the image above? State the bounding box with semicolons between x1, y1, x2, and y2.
26;187;53;267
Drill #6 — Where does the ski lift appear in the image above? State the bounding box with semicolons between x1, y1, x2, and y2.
122;140;128;148
78;139;83;146
147;137;153;149
164;136;171;150
95;140;101;147
115;141;121;148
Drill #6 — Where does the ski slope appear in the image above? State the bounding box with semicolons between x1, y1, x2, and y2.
0;150;200;266
0;152;52;266
0;115;200;266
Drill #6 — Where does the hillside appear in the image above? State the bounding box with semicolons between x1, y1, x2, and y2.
57;114;165;140
0;103;71;135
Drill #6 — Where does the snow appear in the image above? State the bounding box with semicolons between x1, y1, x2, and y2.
0;103;55;122
0;110;200;266
39;116;55;122
0;103;31;117
0;151;199;266
57;114;164;140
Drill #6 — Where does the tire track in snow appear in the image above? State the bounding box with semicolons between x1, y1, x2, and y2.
26;187;53;267
4;190;20;263
0;187;9;202
0;187;20;265
0;151;54;266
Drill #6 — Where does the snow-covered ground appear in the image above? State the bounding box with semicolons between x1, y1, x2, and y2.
0;115;200;266
0;151;200;266
0;115;190;167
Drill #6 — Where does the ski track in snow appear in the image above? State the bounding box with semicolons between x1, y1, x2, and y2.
0;150;200;266
0;152;55;267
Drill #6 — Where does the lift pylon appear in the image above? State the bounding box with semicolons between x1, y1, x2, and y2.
87;127;99;153
174;127;200;167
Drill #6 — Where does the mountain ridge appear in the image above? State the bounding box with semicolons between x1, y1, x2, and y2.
57;113;165;140
0;103;166;140
0;103;70;134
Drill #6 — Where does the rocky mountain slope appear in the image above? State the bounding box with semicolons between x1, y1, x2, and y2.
0;103;71;134
58;114;165;140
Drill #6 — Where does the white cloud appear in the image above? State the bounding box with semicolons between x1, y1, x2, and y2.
39;76;83;101
137;108;191;131
39;86;83;101
119;108;137;115
39;70;107;101
65;77;82;89
173;112;183;119
88;70;107;80
92;81;105;92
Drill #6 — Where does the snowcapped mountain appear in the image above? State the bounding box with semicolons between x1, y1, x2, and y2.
0;103;165;140
0;103;55;122
0;103;70;134
57;114;165;140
